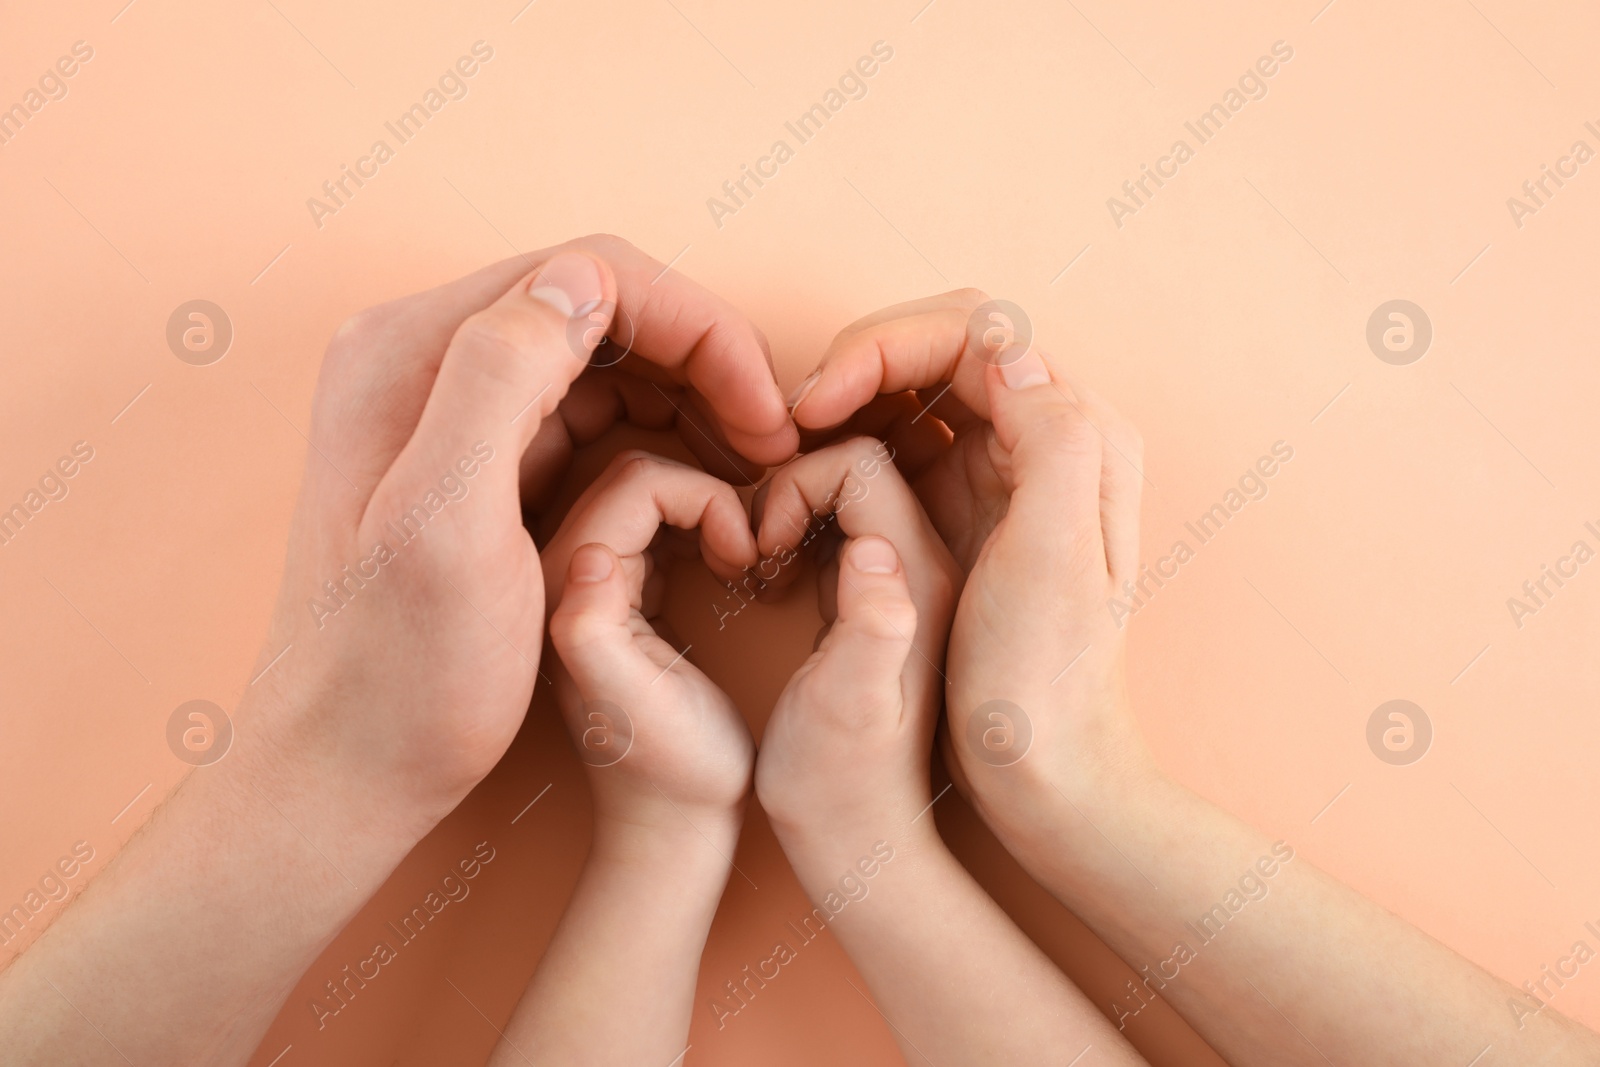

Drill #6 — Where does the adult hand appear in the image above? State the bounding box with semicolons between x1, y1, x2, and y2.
255;234;797;818
786;290;1151;828
786;292;1600;1067
0;236;796;1067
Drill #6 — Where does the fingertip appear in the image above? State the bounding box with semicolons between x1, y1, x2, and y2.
835;536;917;642
726;422;800;468
527;251;612;324
790;354;878;431
845;535;900;575
996;347;1052;391
568;542;616;584
702;484;760;572
701;532;760;587
551;543;632;665
786;368;822;414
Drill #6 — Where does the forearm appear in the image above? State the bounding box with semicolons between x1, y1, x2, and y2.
1007;760;1600;1066
490;814;738;1067
780;824;1146;1067
0;700;438;1066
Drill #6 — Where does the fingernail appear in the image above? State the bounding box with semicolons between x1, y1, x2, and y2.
570;546;613;583
786;369;822;413
529;252;605;319
1000;348;1051;390
848;536;899;575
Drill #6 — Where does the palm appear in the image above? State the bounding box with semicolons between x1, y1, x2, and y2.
909;423;1009;572
611;604;754;812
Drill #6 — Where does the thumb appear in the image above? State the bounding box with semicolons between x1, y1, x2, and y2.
548;543;654;697
376;252;616;515
983;348;1105;556
803;536;920;721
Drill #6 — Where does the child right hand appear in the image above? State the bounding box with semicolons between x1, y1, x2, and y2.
751;437;961;852
747;438;1149;1067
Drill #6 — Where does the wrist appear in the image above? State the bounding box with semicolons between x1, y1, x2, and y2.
981;743;1176;882
771;805;944;883
954;684;1160;836
240;669;475;829
223;688;450;881
776;824;947;926
590;803;744;873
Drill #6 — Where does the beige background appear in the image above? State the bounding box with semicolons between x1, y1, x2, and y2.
2;0;1598;1063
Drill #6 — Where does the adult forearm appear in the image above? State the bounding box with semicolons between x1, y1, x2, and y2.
0;700;440;1066
1003;761;1600;1066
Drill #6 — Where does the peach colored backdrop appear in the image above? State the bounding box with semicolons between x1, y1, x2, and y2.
3;1;1598;1064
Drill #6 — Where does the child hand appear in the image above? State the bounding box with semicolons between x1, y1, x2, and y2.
745;439;1146;1067
544;450;760;840
750;437;961;850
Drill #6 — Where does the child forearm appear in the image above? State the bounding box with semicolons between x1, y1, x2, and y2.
779;823;1147;1067
490;816;740;1067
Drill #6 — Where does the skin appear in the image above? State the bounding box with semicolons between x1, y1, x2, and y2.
6;248;1589;1064
0;235;796;1067
489;452;759;1066
752;438;1149;1067
791;289;1600;1067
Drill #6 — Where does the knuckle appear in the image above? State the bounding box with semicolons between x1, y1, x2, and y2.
608;451;666;485
708;477;743;511
326;304;396;362
578;232;630;256
841;434;883;458
452;310;525;359
604;447;656;472
1033;409;1100;453
835;435;894;477
860;593;918;640
449;311;543;387
548;600;603;651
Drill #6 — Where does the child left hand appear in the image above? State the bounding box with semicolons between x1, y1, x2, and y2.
542;449;760;838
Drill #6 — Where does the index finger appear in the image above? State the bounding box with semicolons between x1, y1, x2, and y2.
570;235;795;463
789;288;1000;432
320;234;797;489
753;437;959;628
